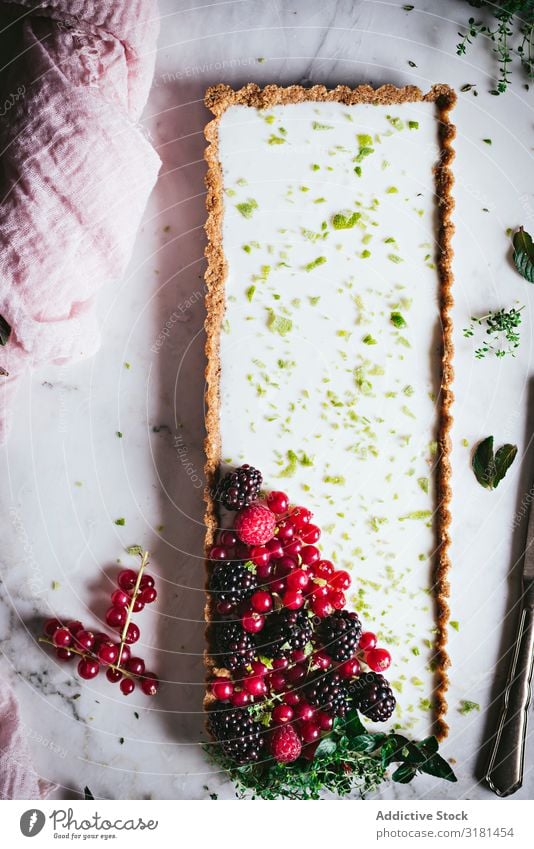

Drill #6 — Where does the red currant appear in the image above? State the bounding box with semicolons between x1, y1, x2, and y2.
267;672;286;693
329;590;346;610
283;539;303;559
276;520;295;543
139;574;155;589
249;546;271;568
250;591;273;613
66;620;84;635
111;589;130;608
56;648;74;661
52;628;72;648
118;569;137;591
312;649;332;670
231;690;250;707
251;660;269;677
43;618;58;637
78;658;100;680
244;676;267;697
339;658;361;679
283;690;301;706
300;721;320;743
266;538;284;560
289;506;313;528
286;569;309;592
106;606;127;628
220;530;237;547
310;583;329;599
141;675;158;696
329;570;351;591
126;656;145;676
300;545;320;566
241;611;265;633
235;543;250;559
296;702;314;721
209;546;228;560
291;649;307;663
272;657;289;670
314;559;335;579
120;677;135;695
282;589;304;610
256;562;273;582
124;622;140;644
285;664;306;684
217;601;234;615
267;491;289;514
359;631;377;651
301;524;320;544
117;644;131;664
98;642;120;665
211;678;233;700
106;668;122;683
272;704;293;724
139;586;157;604
276;556;298;573
132;598;145;613
365;648;391;672
311;597;334;618
316;711;333;732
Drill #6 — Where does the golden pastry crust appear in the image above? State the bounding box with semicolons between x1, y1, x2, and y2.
203;83;455;740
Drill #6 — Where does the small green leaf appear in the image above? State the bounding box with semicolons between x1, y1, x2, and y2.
84;786;95;800
472;435;496;489
0;314;11;346
513;227;534;283
314;736;337;758
392;763;417;783
419;753;457;782
494;443;518;487
351;733;382;753
344;710;366;739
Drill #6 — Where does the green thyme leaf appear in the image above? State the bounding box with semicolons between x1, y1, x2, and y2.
459;700;480;715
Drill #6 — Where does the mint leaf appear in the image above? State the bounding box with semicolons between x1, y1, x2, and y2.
513;227;534;283
472;436;496;489
494;443;518;487
0;314;11;346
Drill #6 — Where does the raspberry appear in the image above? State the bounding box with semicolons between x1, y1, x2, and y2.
270;724;302;763
234;504;277;546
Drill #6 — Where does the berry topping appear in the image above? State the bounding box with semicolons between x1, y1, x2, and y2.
234;504;277;546
215;622;256;672
305;672;351;717
266;490;289;514
208;707;265;764
209;561;257;608
317;610;362;661
365;647;392;672
260;609;313;659
351;672;396;722
270;724;302;764
215;464;263;511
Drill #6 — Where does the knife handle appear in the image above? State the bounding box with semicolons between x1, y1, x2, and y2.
485;600;534;797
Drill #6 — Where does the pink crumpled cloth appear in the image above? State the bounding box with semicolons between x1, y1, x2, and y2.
0;665;57;799
0;0;161;442
0;0;160;798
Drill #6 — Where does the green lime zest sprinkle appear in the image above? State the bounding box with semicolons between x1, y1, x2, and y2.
115;518;126;526
361;249;371;259
354;166;362;177
390;311;407;328
268;134;286;145
459;700;480;715
354;145;374;163
363;334;377;345
411;647;420;656
278;449;314;478
332;211;361;230
304;256;327;272
483;138;492;145
388;253;403;264
263;114;275;124
312;121;333;130
309;296;321;306
357;133;373;147
236;199;258;219
323;475;346;485
450;620;460;632
311;163;320;171
386;186;399;194
267;310;293;336
387;115;404;130
417;477;429;494
116;431;123;438
124;362;131;369
408;120;419;130
399;511;432;521
246;285;256;302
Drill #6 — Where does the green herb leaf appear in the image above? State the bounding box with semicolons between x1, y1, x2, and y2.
472;436;496;489
419;753;457;782
494;443;518;487
0;315;11;346
314;737;337;758
392;763;417;784
513;227;534;283
84;786;95;800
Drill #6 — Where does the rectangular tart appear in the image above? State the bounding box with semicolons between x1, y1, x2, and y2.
204;84;455;741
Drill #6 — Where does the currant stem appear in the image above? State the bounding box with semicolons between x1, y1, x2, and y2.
38;636;136;679
117;549;150;666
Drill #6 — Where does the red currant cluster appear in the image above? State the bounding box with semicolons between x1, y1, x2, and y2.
208;476;394;762
41;551;159;697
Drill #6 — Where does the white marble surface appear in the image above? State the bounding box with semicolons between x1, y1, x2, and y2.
1;0;533;801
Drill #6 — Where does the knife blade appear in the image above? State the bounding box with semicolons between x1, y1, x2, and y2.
485;484;534;797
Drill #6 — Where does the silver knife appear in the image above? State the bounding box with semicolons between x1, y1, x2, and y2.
485;490;534;797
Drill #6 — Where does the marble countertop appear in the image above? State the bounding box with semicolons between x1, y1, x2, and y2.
1;0;533;801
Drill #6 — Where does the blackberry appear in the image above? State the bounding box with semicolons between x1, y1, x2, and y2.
207;707;265;764
214;464;263;510
305;672;351;717
352;672;396;722
259;609;313;658
317;610;362;662
214;622;256;672
209;561;257;608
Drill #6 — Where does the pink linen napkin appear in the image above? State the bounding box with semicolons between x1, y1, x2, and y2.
0;668;57;799
0;0;160;798
0;0;161;441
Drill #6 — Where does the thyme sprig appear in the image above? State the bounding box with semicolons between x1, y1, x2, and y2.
463;305;524;358
205;711;456;800
457;1;534;93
